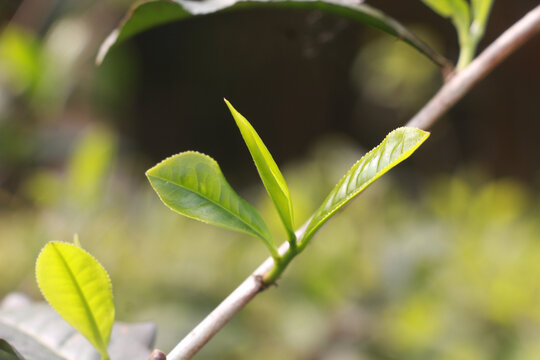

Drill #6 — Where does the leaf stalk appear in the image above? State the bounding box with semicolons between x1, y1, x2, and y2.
263;240;298;286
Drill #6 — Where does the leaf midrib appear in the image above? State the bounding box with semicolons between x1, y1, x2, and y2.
248;131;292;222
231;107;293;231
51;244;105;354
148;173;269;242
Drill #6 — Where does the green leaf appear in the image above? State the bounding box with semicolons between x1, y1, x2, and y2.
97;0;449;68
422;0;470;38
299;127;429;247
421;0;474;69
35;242;115;360
146;151;277;256
421;0;468;18
470;0;494;40
471;0;494;24
225;100;295;241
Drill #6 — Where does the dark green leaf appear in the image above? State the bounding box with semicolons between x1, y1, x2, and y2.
422;0;473;68
299;127;429;247
146;151;276;254
225;100;295;241
97;0;449;68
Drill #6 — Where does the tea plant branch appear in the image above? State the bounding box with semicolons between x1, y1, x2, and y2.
164;127;429;359
167;228;304;360
165;5;540;360
407;4;540;130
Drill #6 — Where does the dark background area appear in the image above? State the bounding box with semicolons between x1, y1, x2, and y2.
106;0;540;184
2;0;539;189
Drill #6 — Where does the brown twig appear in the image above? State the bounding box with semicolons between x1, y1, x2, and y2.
167;239;298;360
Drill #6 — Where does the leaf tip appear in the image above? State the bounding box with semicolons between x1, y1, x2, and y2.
223;98;236;114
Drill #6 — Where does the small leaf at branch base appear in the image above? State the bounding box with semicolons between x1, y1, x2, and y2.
225;99;295;241
300;127;429;247
146;151;276;254
35;242;115;360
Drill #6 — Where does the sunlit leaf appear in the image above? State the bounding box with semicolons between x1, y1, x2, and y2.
299;127;429;247
225;100;295;241
97;0;449;68
35;242;115;360
146;151;276;255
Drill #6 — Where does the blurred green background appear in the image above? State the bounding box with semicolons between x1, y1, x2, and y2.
1;1;540;359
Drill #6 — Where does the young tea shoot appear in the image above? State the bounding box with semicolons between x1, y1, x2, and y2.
147;101;430;284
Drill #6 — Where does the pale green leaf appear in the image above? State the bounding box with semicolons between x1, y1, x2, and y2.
97;0;449;68
422;0;468;18
422;0;472;68
225;100;295;241
146;151;276;255
423;0;470;35
299;127;430;247
472;0;494;24
35;242;114;360
470;0;494;41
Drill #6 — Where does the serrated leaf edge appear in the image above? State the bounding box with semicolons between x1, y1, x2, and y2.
146;151;275;248
35;241;113;358
300;127;430;246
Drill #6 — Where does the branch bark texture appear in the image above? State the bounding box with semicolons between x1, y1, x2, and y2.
167;5;540;360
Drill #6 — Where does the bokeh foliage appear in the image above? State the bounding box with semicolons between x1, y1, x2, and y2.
2;134;540;359
2;1;540;359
